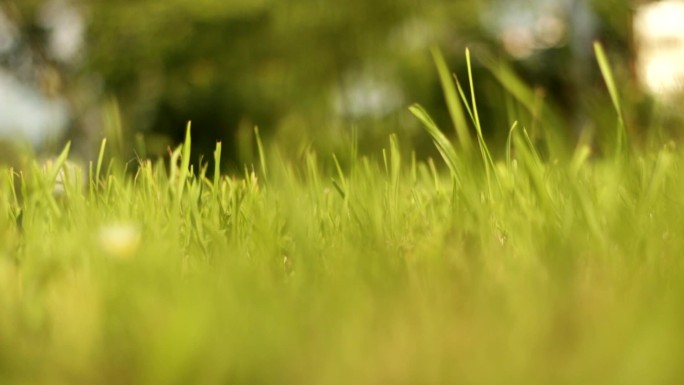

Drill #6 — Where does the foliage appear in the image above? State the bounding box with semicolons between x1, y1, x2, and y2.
81;0;438;161
5;0;643;165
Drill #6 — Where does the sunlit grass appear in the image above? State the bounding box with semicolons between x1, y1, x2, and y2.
1;45;684;384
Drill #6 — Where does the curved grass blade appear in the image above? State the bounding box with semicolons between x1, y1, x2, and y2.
431;47;473;155
409;103;462;186
464;48;499;196
478;53;567;159
594;41;627;156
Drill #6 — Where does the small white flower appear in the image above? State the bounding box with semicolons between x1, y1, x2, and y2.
42;158;84;197
98;222;141;260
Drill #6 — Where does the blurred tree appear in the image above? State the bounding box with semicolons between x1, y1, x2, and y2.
1;0;87;156
80;0;430;166
1;0;648;168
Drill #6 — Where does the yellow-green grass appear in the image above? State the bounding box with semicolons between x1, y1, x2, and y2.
1;46;684;384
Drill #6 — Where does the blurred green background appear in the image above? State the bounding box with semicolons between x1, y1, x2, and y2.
0;0;650;168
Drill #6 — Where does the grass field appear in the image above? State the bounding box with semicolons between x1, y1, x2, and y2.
2;46;684;384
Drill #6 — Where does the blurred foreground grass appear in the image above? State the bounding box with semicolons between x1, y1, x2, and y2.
1;130;683;385
2;48;684;384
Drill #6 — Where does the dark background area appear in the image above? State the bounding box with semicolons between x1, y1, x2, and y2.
0;0;661;170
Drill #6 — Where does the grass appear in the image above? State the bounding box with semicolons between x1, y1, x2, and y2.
2;46;684;384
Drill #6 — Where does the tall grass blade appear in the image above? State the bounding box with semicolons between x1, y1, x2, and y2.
176;122;192;205
431;47;472;154
465;48;499;196
255;126;268;180
465;49;483;137
389;134;401;187
213;141;222;188
479;54;566;159
594;41;627;156
506;121;518;168
103;97;125;156
95;138;107;186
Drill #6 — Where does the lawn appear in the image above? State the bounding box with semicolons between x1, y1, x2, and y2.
1;46;684;384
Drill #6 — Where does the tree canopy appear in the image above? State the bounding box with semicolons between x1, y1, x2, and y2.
0;0;641;165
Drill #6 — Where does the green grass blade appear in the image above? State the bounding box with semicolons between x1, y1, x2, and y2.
570;144;591;177
409;103;461;185
465;49;483;137
47;141;72;183
104;97;124;156
513;129;552;210
389;134;401;187
255;126;268;181
176;122;192;205
95;138;107;186
454;75;477;129
506;121;518;168
479;53;567;159
594;41;627;156
213;141;222;188
332;153;348;197
465;48;499;196
431;47;472;154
